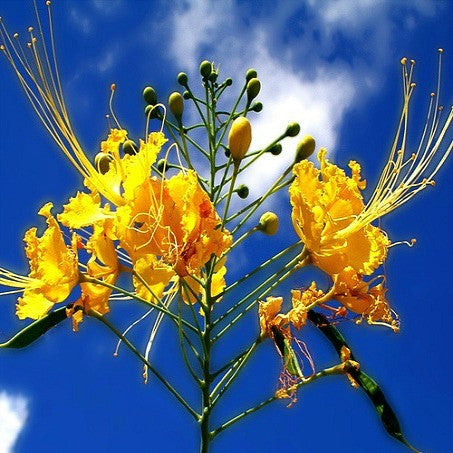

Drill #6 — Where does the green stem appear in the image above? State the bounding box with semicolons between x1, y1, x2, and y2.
210;339;260;407
225;177;293;225
89;309;200;420
214;240;302;305
232;165;293;235
212;253;307;342
210;360;358;438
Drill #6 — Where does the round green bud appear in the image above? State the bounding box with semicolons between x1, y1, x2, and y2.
183;90;191;100
246;68;257;82
177;72;188;86
157;158;169;173
258;212;279;235
143;86;157;105
209;71;218;83
199;60;212;79
123;139;138;156
246;77;261;102
94;152;113;175
145;104;159;118
225;77;233;86
236;184;249;199
168;92;184;118
268;143;282;156
285;122;300;137
295;135;316;162
251;101;263;112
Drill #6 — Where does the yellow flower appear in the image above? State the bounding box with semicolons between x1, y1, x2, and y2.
333;267;398;331
115;170;232;277
258;297;289;337
290;149;389;276
290;58;452;277
58;191;111;229
0;203;80;320
289;282;324;329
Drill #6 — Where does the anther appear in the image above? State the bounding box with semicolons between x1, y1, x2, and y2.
411;153;416;160
410;82;416;88
438;48;443;54
400;57;407;65
410;238;417;245
110;83;116;91
13;33;19;39
430;92;435;97
410;59;415;65
46;1;51;6
28;27;33;33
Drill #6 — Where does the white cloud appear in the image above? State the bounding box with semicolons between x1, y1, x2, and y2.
92;0;124;15
69;7;92;35
164;0;441;199
0;392;28;453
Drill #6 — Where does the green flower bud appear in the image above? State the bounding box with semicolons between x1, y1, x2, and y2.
177;72;188;86
209;71;218;83
199;60;212;79
123;139;138;156
258;212;279;235
183;90;191;100
285;122;300;138
251;101;263;112
228;116;252;163
143;86;157;105
168;92;184;118
246;77;261;102
295;135;316;162
145;104;159;118
236;184;249;199
225;77;233;86
157;158;169;173
246;68;257;82
268;143;282;156
94;152;113;175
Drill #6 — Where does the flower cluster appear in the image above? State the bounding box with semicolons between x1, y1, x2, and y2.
0;5;451;450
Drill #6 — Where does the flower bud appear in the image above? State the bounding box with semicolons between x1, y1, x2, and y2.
285;122;300;137
94;152;113;175
143;86;157;105
145;104;159;118
251;101;263;112
168;92;184;119
123;139;138;156
183;90;191;100
246;68;257;82
199;60;212;79
209;71;218;83
246;77;261;102
267;143;282;156
177;72;188;86
225;77;233;86
258;212;279;235
295;135;316;162
228;116;252;162
157;158;169;173
236;184;249;199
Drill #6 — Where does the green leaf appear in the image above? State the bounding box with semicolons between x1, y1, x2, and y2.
0;306;68;349
307;310;419;453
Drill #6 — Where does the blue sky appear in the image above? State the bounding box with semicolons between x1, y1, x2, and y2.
0;0;452;452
